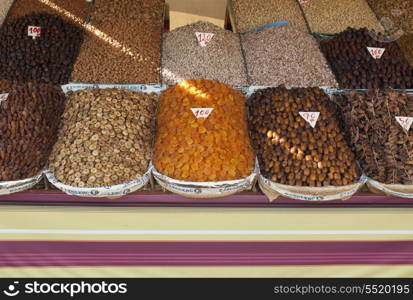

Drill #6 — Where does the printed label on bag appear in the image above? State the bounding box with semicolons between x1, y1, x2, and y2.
395;116;413;131
0;93;9;106
191;108;214;119
299;112;320;128
195;32;214;47
28;26;41;39
367;47;385;59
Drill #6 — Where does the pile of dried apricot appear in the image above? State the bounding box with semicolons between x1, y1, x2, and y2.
153;79;255;181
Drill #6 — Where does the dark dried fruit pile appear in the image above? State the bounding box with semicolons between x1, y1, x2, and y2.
336;90;413;184
0;81;66;181
248;86;359;187
0;12;84;85
321;28;413;89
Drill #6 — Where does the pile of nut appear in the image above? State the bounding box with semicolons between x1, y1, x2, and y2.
321;28;413;89
0;12;84;85
299;0;381;34
336;90;413;184
153;79;255;182
72;0;164;83
248;86;359;187
5;0;89;25
367;0;413;34
231;0;308;33
0;81;66;181
242;25;338;87
48;88;156;187
162;21;248;86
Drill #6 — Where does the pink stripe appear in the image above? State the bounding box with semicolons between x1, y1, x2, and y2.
0;241;413;267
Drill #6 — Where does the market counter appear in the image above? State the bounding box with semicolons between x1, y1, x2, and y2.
0;193;412;277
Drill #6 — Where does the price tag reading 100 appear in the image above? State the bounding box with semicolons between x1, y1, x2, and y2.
28;26;41;39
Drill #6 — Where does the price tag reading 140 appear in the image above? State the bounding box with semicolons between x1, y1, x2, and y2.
191;108;214;119
28;26;41;39
299;112;320;128
367;47;385;59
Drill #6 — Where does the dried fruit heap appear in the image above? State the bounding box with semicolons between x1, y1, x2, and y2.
0;12;84;85
248;86;359;187
49;88;157;187
154;79;255;181
0;81;65;181
337;90;413;184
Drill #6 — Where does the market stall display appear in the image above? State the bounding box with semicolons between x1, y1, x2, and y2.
248;86;363;201
336;90;413;197
0;12;84;85
5;0;88;25
0;81;65;185
71;0;164;84
241;25;337;87
47;88;156;196
230;0;308;33
299;0;381;34
153;79;256;197
0;0;14;26
321;28;413;89
162;21;248;86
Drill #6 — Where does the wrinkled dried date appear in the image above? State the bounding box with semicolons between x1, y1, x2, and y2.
321;28;413;89
0;81;66;181
248;86;359;187
0;12;84;85
336;90;413;184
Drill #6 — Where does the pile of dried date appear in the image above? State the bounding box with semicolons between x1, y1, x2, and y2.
336;90;413;184
248;86;359;187
0;80;66;181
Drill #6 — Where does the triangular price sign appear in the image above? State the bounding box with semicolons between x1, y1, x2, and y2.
191;108;214;119
367;47;385;59
0;93;8;106
395;116;413;131
299;111;320;128
195;32;214;47
28;26;41;39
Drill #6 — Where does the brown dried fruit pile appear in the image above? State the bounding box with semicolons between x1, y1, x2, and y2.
398;34;413;67
242;25;337;87
321;28;413;89
336;90;413;184
0;81;66;181
49;88;157;187
231;0;308;33
0;12;84;85
153;79;255;182
5;0;88;25
71;0;164;84
248;86;359;187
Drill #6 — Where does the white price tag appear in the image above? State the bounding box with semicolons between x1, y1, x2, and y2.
299;112;320;128
28;26;41;39
395;116;413;131
298;0;311;3
0;93;8;106
191;108;214;119
195;32;214;47
367;47;385;59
